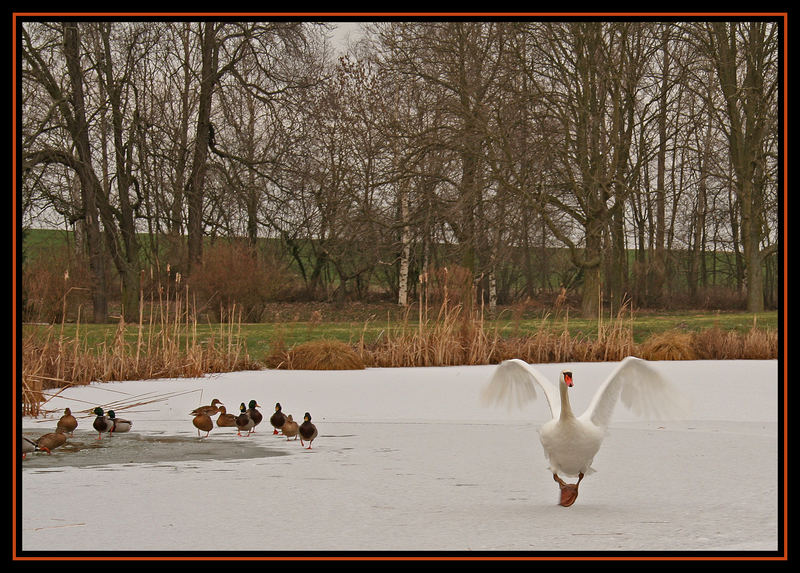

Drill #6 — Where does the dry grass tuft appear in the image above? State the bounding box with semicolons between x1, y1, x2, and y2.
741;326;778;359
277;339;366;370
691;327;741;359
639;330;698;361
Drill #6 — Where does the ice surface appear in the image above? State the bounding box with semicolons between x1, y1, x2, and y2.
18;359;781;555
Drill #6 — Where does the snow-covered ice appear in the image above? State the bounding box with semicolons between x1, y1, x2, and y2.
18;359;781;555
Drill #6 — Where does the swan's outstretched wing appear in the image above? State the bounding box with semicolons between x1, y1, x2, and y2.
582;356;690;428
481;359;560;417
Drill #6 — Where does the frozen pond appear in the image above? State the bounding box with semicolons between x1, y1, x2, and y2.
21;429;286;470
17;360;782;556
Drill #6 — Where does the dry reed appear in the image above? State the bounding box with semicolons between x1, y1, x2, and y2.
23;271;778;414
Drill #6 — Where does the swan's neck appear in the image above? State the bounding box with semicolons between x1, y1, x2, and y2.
559;381;575;420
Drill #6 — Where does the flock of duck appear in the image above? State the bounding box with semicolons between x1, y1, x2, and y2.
189;399;318;448
21;400;319;459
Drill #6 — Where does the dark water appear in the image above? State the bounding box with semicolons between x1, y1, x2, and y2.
20;429;287;469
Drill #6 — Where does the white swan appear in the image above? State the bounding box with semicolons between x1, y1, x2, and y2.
481;356;688;506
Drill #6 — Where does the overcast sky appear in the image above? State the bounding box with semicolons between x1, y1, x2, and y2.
329;22;364;53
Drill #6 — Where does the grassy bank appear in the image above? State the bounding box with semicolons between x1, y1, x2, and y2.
20;297;779;416
22;303;778;358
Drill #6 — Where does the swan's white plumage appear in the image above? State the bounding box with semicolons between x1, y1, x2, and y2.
582;356;688;428
481;356;689;479
481;358;560;416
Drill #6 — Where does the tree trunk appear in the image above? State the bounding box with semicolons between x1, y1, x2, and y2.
580;213;604;317
99;24;141;322
709;22;775;312
653;31;670;306
63;22;108;323
187;22;219;274
397;184;411;307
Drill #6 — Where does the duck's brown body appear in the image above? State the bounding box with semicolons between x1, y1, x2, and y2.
281;414;299;440
56;408;78;436
235;404;254;436
299;413;317;449
36;430;68;454
193;413;214;438
216;406;236;427
270;403;286;435
93;408;113;439
191;399;224;417
247;401;263;431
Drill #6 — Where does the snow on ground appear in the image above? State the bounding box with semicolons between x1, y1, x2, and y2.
19;359;780;555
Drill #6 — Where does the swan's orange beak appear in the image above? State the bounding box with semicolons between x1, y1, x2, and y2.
564;373;573;387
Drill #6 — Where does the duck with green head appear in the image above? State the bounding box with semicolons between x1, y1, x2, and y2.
270;402;287;435
108;410;132;434
247;400;263;432
235;403;254;437
299;412;318;449
92;407;113;440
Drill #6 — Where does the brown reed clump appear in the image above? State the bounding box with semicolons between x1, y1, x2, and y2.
690;327;742;359
361;297;502;368
684;323;777;360
741;326;778;359
639;330;698;361
277;339;366;370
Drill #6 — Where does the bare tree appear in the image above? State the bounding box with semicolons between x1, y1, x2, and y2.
22;22;109;321
700;21;779;312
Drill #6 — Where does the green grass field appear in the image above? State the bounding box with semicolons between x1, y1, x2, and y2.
22;307;778;363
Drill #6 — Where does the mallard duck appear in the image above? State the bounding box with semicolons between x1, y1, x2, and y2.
235;402;254;437
247;400;263;432
22;435;38;458
56;407;78;436
35;429;68;455
299;412;318;449
216;405;236;428
108;410;132;434
270;402;287;435
193;412;214;438
92;407;114;440
190;398;224;417
481;356;688;507
281;414;299;441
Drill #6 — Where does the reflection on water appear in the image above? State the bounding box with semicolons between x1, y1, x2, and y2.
21;430;287;469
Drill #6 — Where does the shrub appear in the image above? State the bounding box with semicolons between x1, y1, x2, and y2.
21;244;94;323
425;265;474;307
188;240;291;322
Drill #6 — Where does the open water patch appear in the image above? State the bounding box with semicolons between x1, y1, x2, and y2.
21;430;287;469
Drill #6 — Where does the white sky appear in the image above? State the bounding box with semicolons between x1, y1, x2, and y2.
329;22;364;53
